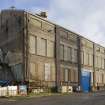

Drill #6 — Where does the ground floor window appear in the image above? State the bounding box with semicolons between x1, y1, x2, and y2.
44;63;51;81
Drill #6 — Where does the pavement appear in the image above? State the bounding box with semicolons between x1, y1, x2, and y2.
0;91;105;105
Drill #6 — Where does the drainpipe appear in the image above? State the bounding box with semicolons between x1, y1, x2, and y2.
77;36;81;90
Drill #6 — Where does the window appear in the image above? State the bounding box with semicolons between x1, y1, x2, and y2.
45;63;51;81
84;52;89;65
73;49;77;63
74;70;78;82
81;51;84;64
47;41;54;57
41;38;47;56
64;69;69;82
64;46;68;61
89;54;93;66
60;44;64;60
102;58;104;69
29;35;37;54
30;63;37;80
67;47;72;61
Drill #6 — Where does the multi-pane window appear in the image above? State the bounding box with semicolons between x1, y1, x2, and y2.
41;38;47;56
64;69;69;82
64;46;68;61
89;54;93;66
84;52;89;65
29;35;37;54
60;44;64;60
101;58;104;69
81;51;84;64
45;63;51;81
47;41;54;57
67;47;72;61
73;49;77;63
30;63;37;80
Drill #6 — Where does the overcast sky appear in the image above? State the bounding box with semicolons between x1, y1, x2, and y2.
0;0;105;46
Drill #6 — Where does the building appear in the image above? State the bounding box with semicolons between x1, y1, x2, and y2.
55;26;79;91
0;9;105;92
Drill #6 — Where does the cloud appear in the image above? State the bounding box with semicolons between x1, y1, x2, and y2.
0;0;105;46
48;0;105;46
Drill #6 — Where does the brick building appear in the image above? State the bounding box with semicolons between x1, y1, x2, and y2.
0;9;105;92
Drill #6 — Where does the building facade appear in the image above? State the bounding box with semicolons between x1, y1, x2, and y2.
0;9;105;92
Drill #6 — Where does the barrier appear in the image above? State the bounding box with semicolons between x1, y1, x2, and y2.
0;87;8;96
8;86;18;96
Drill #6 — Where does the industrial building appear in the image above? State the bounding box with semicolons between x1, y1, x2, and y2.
0;9;105;92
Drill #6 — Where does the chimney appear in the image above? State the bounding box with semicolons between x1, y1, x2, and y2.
36;11;47;18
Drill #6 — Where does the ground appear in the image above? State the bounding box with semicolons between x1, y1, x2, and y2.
0;91;105;105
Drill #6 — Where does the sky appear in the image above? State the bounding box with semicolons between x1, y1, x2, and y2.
0;0;105;46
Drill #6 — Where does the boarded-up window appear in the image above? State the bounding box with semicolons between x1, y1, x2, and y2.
89;54;93;66
102;58;104;69
30;63;36;80
41;38;47;56
29;35;36;54
74;70;78;82
81;51;84;64
64;69;69;82
72;49;77;63
47;41;54;57
98;57;101;68
60;44;64;60
70;70;74;82
84;52;89;65
67;47;72;61
95;56;98;68
64;46;68;61
45;63;51;81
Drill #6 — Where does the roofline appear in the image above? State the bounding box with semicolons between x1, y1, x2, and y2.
1;9;105;48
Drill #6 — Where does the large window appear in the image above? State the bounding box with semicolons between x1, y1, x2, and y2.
84;52;89;65
29;35;37;54
41;38;47;56
60;44;64;60
81;51;84;64
64;46;68;61
47;41;54;57
73;49;77;63
45;63;51;81
89;54;93;66
30;63;37;80
64;69;69;82
67;47;72;61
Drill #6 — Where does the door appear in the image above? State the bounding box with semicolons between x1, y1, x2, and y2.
81;71;91;92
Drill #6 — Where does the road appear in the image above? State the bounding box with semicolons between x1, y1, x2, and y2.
0;91;105;105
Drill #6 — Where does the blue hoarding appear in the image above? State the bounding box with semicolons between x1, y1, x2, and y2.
81;70;91;92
